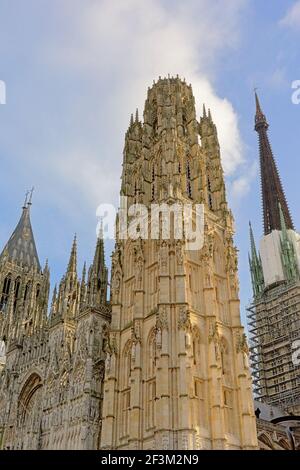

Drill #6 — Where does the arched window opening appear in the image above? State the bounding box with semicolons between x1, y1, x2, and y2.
14;277;21;312
146;329;157;430
207;177;213;210
36;284;40;300
186;161;192;198
148;330;156;378
0;275;12;311
187;162;191;180
121;342;132;439
192;328;201;368
122;342;132;389
223;387;235;434
24;282;31;304
18;373;43;433
182;114;187;136
220;338;230;378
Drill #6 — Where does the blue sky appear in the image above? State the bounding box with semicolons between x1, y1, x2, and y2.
0;0;299;329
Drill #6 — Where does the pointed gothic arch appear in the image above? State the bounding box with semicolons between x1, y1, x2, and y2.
220;336;230;377
192;326;201;369
0;273;12;311
258;432;274;450
121;340;132;389
17;372;43;449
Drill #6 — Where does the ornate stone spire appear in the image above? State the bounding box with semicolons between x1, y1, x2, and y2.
0;196;41;271
87;226;108;307
248;222;264;297
67;234;77;276
254;92;294;235
0;195;50;342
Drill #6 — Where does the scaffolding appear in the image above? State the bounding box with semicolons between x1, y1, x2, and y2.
247;280;300;413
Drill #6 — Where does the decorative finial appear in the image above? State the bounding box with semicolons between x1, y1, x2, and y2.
203;104;207;118
81;261;86;283
130;113;134;126
28;187;34;206
98;219;104;239
23;190;30;209
254;88;262;112
135;108;139;122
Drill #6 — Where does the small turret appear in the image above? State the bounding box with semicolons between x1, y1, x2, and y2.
50;236;80;325
248;222;264;298
86;227;108;308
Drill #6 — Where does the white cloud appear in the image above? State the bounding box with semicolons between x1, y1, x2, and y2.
41;0;249;209
229;160;258;201
268;67;289;89
280;1;300;30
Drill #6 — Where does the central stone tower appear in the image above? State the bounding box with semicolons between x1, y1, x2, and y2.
101;77;257;450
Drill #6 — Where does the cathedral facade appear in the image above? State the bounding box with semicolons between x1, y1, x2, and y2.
0;202;111;449
0;77;261;450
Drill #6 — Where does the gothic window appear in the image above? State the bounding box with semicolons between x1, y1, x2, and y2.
13;276;21;312
151;163;156;201
24;281;31;303
122;341;132;389
18;373;43;445
187;162;191;180
223;388;235;435
186;161;192;198
192;328;201;368
121;390;130;438
189;273;192;290
154;275;158;293
145;330;156;430
207;177;213;210
182;114;187;136
220;338;230;379
0;274;12;311
213;240;225;275
147;329;156;378
146;380;156;430
151;183;155;200
120;341;131;438
36;284;40;299
193;378;206;428
152;101;158;135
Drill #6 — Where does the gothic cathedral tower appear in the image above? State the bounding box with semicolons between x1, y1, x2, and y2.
101;77;258;450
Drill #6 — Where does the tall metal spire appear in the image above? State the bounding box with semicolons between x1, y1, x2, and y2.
254;92;294;235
